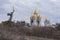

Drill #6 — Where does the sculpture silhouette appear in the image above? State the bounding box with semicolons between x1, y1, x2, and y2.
2;7;15;25
7;7;14;22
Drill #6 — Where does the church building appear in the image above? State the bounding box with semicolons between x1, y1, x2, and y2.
30;9;50;26
30;9;42;26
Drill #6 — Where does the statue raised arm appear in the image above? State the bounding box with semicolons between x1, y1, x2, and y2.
7;7;15;22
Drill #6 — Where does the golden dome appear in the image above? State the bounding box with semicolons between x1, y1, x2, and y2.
37;15;42;19
33;9;38;17
30;15;34;19
34;14;38;18
45;17;49;21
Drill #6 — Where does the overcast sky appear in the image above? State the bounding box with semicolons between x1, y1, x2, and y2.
0;0;60;23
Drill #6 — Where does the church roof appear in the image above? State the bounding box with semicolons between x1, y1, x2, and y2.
30;9;42;19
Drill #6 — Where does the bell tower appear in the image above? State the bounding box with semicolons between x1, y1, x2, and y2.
44;17;50;26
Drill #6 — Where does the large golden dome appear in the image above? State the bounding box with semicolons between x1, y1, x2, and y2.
33;9;38;17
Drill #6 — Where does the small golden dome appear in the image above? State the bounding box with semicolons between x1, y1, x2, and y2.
30;15;34;19
45;17;49;21
37;15;42;19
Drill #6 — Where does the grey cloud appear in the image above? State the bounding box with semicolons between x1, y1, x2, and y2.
0;0;60;23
